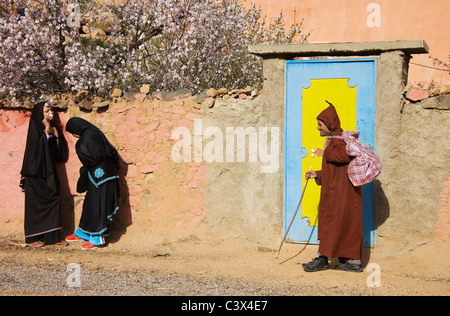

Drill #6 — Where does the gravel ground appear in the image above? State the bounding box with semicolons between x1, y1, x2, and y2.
1;236;447;297
0;257;371;297
0;261;291;296
0;237;373;297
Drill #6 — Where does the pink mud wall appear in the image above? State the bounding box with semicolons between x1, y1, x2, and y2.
0;109;94;233
245;0;450;86
0;98;207;239
0;109;29;225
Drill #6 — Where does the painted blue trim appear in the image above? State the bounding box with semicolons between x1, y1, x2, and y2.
284;57;377;247
287;58;377;64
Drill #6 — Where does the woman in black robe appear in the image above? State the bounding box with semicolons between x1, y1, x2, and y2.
20;102;68;247
65;118;120;249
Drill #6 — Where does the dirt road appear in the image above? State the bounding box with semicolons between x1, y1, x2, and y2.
0;232;448;296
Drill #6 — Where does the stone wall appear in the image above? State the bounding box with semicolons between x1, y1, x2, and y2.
399;93;450;239
0;86;285;247
374;83;450;254
0;75;448;255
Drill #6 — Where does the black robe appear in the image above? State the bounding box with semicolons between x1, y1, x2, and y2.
66;118;120;237
20;102;68;243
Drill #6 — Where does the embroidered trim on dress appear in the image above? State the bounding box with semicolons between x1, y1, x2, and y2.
87;171;119;188
94;167;105;179
76;204;120;236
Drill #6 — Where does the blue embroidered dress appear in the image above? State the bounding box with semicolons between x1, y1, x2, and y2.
66;118;120;246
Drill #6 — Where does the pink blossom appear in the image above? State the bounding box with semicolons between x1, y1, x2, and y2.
0;0;309;104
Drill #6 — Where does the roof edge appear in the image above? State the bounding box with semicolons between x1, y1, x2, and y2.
248;40;429;59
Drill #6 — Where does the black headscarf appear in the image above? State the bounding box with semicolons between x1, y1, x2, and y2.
66;117;119;169
20;102;67;179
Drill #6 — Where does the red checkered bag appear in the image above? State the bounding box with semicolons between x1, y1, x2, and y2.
330;131;382;186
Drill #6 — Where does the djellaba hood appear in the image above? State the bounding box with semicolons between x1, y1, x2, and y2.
316;102;343;136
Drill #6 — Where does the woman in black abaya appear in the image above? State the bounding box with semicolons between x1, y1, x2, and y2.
20;102;68;247
65;118;120;249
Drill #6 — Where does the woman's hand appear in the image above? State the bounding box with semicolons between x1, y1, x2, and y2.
42;118;58;140
42;117;52;134
42;105;56;136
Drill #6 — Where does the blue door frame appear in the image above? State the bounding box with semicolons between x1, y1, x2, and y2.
284;58;377;247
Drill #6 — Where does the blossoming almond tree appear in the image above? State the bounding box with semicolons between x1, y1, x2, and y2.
0;0;310;104
142;0;310;92
64;0;165;96
0;0;69;104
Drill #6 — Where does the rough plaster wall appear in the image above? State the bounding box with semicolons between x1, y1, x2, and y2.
1;83;448;253
375;86;450;254
203;58;286;246
89;99;208;239
375;51;408;178
0;109;29;227
397;101;450;241
436;176;450;241
0;98;209;242
374;51;410;254
374;51;450;256
203;97;282;246
0;93;283;245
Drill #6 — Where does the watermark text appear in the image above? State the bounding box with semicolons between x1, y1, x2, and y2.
171;119;280;174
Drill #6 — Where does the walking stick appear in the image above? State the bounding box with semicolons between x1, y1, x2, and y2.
275;175;310;259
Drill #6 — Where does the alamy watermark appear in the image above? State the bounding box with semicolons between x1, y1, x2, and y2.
171;119;280;174
366;3;381;28
366;263;382;288
67;3;381;30
66;3;81;28
66;263;81;288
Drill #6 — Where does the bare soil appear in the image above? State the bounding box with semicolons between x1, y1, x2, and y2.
0;230;448;296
